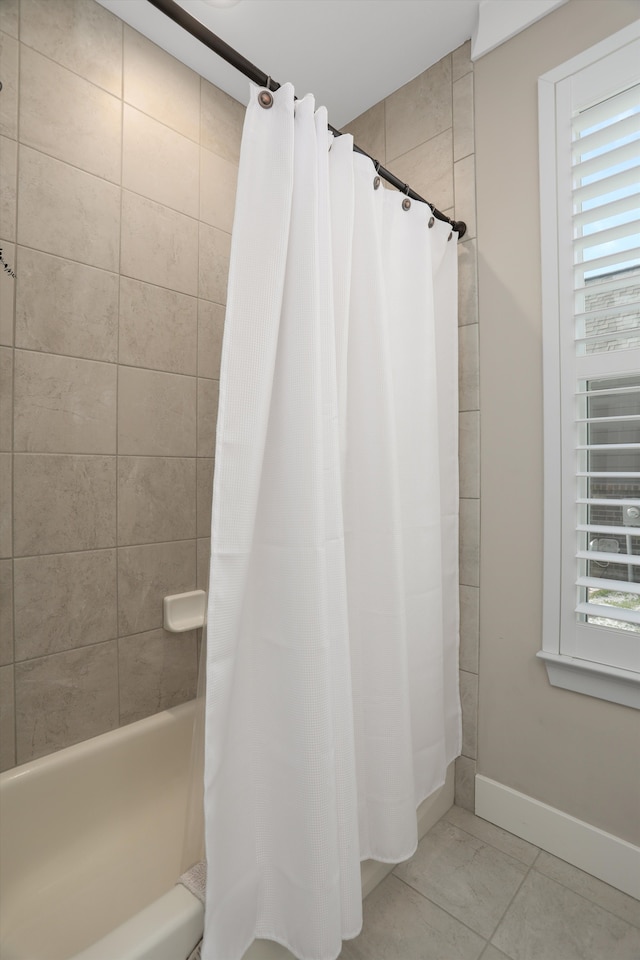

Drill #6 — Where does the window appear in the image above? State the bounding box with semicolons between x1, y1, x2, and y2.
538;22;640;708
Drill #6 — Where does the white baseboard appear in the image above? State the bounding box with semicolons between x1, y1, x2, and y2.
475;775;640;900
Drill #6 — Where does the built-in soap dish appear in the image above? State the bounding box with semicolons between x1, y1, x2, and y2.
163;590;207;633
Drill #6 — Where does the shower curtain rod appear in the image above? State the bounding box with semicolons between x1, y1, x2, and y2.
146;0;467;239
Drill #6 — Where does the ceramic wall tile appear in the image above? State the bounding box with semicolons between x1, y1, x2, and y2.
18;146;120;271
20;0;122;95
197;300;225;380
0;665;15;771
201;78;245;164
119;277;197;376
459;322;479;412
14;640;118;763
453;72;474;162
121;190;198;296
197;458;214;539
197;537;210;592
0;0;18;38
0;453;11;558
117;539;196;637
0;346;12;451
199;147;238;233
455;755;476;813
197;378;219;458
0;32;18;139
452;40;473;82
386;130;454;214
117;456;196;546
0;241;15;346
15;248;118;362
198;223;231;304
118;628;198;725
19;46;121;182
0;136;17;241
386;56;452;162
122;105;199;217
13;454;116;556
455;153;476;240
118;366;197;458
460;498;480;588
459;584;479;675
0;559;13;666
459;410;480;499
14;350;117;454
13;549;117;660
460;669;479;759
458;238;479;327
123;26;200;141
343;101;386;165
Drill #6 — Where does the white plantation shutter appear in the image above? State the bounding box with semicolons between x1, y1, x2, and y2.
570;78;640;660
539;23;640;705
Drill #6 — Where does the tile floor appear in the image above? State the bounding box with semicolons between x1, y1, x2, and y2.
339;805;640;960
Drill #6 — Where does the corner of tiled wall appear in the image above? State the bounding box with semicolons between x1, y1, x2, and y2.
345;40;479;814
0;0;244;770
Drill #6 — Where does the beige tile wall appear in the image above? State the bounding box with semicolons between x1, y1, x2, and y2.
0;0;244;769
345;40;479;812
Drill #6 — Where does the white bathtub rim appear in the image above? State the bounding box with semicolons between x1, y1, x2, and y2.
68;885;204;960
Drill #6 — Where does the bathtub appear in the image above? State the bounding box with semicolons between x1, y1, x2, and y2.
0;698;455;960
0;700;205;960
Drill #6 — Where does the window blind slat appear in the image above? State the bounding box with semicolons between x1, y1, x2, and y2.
577;576;640;596
574;192;640;229
574;218;640;255
577;497;640;506
573;166;640;206
572;139;640;181
573;112;640;160
573;85;640;134
576;602;640;626
577;550;640;565
574;246;640;278
578;523;640;535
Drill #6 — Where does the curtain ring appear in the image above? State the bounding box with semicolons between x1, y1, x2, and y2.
373;176;381;190
448;231;453;241
428;216;435;228
259;77;273;108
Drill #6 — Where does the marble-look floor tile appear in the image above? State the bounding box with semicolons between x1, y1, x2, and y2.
492;870;640;960
339;874;485;960
444;806;539;866
394;819;528;939
480;946;510;960
533;852;640;929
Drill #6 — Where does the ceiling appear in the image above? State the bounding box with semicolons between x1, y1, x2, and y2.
97;0;567;128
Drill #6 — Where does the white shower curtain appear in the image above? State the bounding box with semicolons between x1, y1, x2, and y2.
203;83;461;960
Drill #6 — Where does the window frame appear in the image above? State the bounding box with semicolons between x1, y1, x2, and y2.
538;20;640;710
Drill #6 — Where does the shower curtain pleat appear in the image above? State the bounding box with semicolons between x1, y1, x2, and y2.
203;83;461;960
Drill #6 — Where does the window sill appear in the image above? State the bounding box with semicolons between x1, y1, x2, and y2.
537;651;640;710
